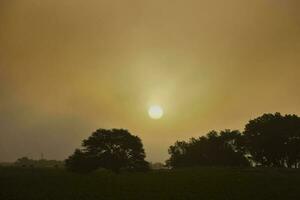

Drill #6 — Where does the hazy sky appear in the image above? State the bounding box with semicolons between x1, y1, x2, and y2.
1;0;300;162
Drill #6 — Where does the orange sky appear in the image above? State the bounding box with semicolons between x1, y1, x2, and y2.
1;0;300;162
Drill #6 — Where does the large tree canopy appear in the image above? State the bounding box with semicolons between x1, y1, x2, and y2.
166;130;250;168
65;129;149;173
242;113;300;168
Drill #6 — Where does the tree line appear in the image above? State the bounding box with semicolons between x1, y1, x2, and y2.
14;157;64;168
65;112;300;173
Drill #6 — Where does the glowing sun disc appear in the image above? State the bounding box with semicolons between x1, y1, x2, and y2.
148;105;163;119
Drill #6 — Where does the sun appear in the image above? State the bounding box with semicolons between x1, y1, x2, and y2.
148;105;164;119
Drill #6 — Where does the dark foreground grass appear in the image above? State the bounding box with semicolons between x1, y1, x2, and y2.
0;167;300;200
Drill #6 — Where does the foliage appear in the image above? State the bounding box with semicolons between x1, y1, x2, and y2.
65;149;99;173
166;130;250;168
65;129;149;173
242;112;300;168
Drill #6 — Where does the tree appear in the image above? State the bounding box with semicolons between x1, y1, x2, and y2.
65;129;149;173
242;112;300;168
166;130;250;168
65;149;99;173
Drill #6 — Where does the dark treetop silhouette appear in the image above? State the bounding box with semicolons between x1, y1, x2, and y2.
166;130;250;168
65;129;149;173
242;112;300;168
167;113;300;169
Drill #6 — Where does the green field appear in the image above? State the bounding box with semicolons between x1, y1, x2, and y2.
0;167;300;200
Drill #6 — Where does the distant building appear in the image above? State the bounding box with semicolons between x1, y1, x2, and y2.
150;162;168;170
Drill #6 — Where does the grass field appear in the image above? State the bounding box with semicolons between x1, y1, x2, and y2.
0;167;300;200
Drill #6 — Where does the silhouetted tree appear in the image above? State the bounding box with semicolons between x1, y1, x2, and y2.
65;149;99;173
166;130;250;168
65;129;149;173
242;113;300;168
